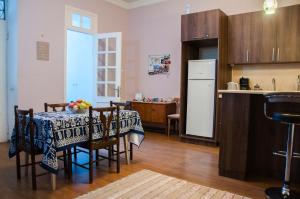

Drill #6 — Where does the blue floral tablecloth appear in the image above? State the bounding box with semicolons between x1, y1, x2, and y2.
9;110;144;173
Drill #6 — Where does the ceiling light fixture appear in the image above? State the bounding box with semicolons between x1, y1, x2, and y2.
263;0;278;14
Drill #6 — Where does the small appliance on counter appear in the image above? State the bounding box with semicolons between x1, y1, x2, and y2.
135;93;143;101
239;77;250;90
227;82;239;90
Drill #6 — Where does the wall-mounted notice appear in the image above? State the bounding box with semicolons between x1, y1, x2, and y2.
36;41;49;61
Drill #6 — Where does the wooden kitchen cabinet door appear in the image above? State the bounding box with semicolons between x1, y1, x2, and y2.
228;13;251;64
181;12;206;41
151;104;166;124
132;103;152;122
249;11;276;64
275;5;300;63
205;10;219;39
181;10;220;41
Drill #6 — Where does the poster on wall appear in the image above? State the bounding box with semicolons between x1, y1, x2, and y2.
148;54;171;75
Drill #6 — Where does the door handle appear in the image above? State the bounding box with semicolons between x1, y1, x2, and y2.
246;50;249;63
277;48;280;62
272;48;275;62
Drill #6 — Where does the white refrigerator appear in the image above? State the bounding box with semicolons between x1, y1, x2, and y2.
186;59;216;138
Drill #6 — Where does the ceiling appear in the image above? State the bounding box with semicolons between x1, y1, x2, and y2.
105;0;167;9
122;0;140;2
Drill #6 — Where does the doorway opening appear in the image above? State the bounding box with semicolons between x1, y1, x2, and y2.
66;30;94;103
65;6;122;107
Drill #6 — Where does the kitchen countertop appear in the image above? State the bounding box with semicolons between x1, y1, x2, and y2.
218;90;300;95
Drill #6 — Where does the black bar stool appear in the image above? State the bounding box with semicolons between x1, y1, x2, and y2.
264;92;300;199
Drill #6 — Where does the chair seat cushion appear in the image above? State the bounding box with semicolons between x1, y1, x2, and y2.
79;137;118;150
272;112;300;124
168;114;180;119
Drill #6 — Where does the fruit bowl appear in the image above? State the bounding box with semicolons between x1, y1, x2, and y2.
67;99;92;114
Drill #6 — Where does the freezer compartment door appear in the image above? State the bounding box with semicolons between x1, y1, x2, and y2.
188;60;216;80
186;80;215;138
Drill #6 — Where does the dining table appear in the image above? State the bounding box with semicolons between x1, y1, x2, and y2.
9;109;144;190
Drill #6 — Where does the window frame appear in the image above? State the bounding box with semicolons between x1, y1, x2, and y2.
0;0;5;20
65;5;97;34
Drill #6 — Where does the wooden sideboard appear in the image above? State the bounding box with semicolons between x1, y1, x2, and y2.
131;101;176;133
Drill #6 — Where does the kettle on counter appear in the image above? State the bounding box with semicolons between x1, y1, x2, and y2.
227;82;239;90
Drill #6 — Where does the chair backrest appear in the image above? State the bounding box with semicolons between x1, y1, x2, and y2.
44;103;69;112
88;106;120;144
264;92;300;119
173;97;180;113
14;106;35;151
110;101;132;110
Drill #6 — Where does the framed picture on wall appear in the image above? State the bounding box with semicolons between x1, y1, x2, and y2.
148;54;171;75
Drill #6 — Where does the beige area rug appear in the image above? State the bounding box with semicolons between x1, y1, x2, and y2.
75;170;251;199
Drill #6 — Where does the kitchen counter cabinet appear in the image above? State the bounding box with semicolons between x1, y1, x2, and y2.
219;93;300;183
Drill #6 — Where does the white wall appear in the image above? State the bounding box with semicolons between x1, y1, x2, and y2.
0;20;7;142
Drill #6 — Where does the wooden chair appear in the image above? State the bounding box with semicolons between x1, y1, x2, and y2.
44;103;69;112
167;98;180;136
44;103;71;176
74;106;120;183
14;106;48;190
110;101;133;163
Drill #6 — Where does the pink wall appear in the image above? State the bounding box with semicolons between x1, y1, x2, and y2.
15;0;300;110
17;0;128;111
127;0;300;99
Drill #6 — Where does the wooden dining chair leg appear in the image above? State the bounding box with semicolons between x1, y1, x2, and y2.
25;152;29;177
63;150;68;174
167;118;171;137
51;174;56;191
130;143;133;161
89;148;93;184
67;148;72;179
117;143;120;173
123;135;129;164
108;147;112;167
95;150;99;166
16;151;21;180
30;153;37;190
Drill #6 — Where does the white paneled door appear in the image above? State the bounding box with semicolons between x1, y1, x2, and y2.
95;32;122;107
0;20;7;142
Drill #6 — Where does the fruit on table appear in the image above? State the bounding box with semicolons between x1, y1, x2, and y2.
68;99;91;110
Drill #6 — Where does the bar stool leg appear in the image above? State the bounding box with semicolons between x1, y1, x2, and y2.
282;124;295;197
265;123;300;199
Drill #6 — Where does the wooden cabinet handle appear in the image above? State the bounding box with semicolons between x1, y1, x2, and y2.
277;48;280;62
272;48;275;62
246;50;249;63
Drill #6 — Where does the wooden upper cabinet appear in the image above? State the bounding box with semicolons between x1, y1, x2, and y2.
276;4;300;63
249;11;276;64
228;13;251;64
228;4;300;65
181;10;220;41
